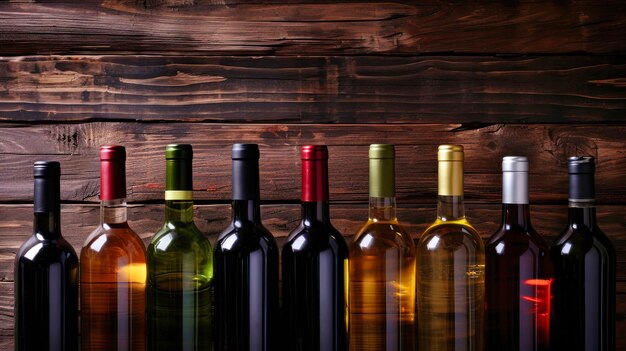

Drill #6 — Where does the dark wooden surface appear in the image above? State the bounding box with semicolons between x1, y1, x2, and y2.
1;55;625;123
1;1;626;55
1;0;625;349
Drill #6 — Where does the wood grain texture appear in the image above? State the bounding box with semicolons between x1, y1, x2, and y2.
1;122;625;204
0;203;625;348
1;1;626;55
1;55;625;123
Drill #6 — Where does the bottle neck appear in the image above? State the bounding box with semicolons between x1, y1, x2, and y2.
165;200;194;224
232;199;261;226
501;203;532;231
568;200;597;230
302;201;330;225
100;198;128;224
437;195;466;221
33;211;61;240
369;196;397;222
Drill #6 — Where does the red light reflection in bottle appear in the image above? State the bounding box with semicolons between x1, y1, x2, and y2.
522;278;552;347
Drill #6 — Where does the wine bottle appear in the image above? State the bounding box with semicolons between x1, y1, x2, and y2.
282;145;349;351
416;144;485;351
348;144;415;351
147;144;213;351
14;161;79;351
215;144;279;351
80;145;147;351
551;156;616;351
485;156;552;351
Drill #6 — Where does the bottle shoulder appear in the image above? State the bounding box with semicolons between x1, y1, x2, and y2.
284;222;347;254
16;234;78;265
552;226;616;258
148;225;212;256
215;223;278;253
350;220;415;255
81;224;146;259
486;227;549;254
417;218;484;252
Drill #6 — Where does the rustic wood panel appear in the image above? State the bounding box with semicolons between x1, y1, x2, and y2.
1;1;626;55
1;122;625;204
0;203;625;348
1;55;625;123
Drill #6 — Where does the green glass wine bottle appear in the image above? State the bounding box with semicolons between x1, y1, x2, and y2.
147;144;214;351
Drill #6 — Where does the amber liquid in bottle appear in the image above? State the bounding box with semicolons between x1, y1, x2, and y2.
416;145;485;351
81;146;146;351
349;144;415;351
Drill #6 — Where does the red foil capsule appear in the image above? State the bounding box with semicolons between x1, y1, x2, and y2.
301;145;329;202
100;145;126;200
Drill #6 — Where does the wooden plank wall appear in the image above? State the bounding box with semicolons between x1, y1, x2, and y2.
1;1;625;348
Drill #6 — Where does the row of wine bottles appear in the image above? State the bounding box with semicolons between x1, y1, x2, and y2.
14;143;615;351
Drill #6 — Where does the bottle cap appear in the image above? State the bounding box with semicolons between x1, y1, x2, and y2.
301;145;328;161
165;144;193;198
369;144;395;198
33;161;61;213
301;145;329;202
438;145;464;196
165;144;193;160
502;156;529;204
232;144;260;200
100;145;126;200
438;145;464;162
568;156;595;201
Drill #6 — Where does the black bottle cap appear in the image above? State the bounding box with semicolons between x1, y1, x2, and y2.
568;156;595;200
33;161;61;213
232;144;260;200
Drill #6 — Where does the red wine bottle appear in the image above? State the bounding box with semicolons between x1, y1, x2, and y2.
282;145;349;351
215;144;279;351
14;161;79;351
551;156;616;351
485;156;553;351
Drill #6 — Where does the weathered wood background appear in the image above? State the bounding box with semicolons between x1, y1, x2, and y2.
1;0;625;348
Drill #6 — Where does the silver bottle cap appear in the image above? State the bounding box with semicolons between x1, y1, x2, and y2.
502;156;529;204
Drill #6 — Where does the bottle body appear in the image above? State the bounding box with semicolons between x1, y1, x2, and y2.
417;218;485;351
485;156;553;351
485;205;552;351
147;144;213;351
15;161;79;351
416;145;485;351
349;218;415;351
80;203;147;351
550;212;615;351
214;206;279;351
81;146;147;351
550;156;616;351
282;206;350;351
147;202;213;351
214;144;279;351
282;145;349;351
349;144;416;351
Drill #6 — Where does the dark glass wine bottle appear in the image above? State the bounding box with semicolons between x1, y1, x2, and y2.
147;144;213;351
349;144;415;351
14;161;79;351
215;144;279;351
81;146;147;351
551;156;616;351
282;145;349;351
485;156;553;351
